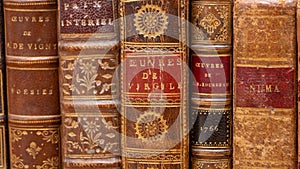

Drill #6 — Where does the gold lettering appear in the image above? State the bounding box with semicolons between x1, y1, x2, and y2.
66;20;73;26
205;73;211;78
153;83;159;89
169;83;175;90
250;85;255;92
24;16;30;22
23;31;31;37
12;16;17;22
64;3;70;10
266;85;272;92
32;16;37;22
152;73;157;80
88;19;95;26
81;19;87;26
144;83;150;90
148;59;154;67
142;73;148;79
45;17;50;22
274;85;280;92
167;59;174;66
27;43;33;50
16;89;21;95
129;60;137;67
158;59;165;66
24;89;28;95
177;58;181;65
93;1;102;8
101;19;106;25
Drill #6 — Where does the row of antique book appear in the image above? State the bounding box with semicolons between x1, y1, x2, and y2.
0;0;297;168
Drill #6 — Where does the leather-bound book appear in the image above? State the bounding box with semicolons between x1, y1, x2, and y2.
297;1;300;168
233;0;297;168
58;0;120;168
0;0;8;168
4;0;61;168
120;0;189;168
190;0;232;168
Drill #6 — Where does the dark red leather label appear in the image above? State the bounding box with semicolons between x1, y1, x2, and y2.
236;67;295;108
192;55;231;94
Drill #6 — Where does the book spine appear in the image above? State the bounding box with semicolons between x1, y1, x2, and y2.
297;1;300;169
120;0;189;168
190;0;232;168
58;0;121;168
3;0;61;168
233;0;297;168
0;0;8;168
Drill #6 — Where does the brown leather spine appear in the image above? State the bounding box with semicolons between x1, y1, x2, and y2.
190;0;232;168
120;0;189;168
0;0;8;168
58;0;121;168
297;1;300;169
4;0;61;168
233;0;297;168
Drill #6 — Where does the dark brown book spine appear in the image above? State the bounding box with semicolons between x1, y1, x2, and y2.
0;0;8;168
4;0;61;168
233;0;297;168
190;0;232;168
120;0;189;168
297;1;300;169
58;0;120;168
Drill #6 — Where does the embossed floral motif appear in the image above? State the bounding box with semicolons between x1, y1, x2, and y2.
10;129;28;143
79;61;96;76
82;118;101;135
200;13;221;35
11;154;29;169
134;4;168;38
62;58;115;95
26;142;42;159
65;117;119;154
36;157;59;169
135;110;168;142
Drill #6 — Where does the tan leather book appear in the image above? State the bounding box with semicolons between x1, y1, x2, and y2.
58;0;121;168
233;0;297;168
4;0;61;168
120;0;189;168
190;0;232;168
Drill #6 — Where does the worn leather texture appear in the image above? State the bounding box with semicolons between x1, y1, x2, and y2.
190;0;232;168
120;0;189;169
234;0;297;168
0;0;8;168
58;0;121;168
297;1;300;169
4;0;60;168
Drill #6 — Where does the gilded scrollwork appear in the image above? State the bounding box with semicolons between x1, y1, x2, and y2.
36;130;59;144
10;129;28;143
192;159;230;169
200;13;221;35
192;3;231;42
11;154;29;169
36;157;59;169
